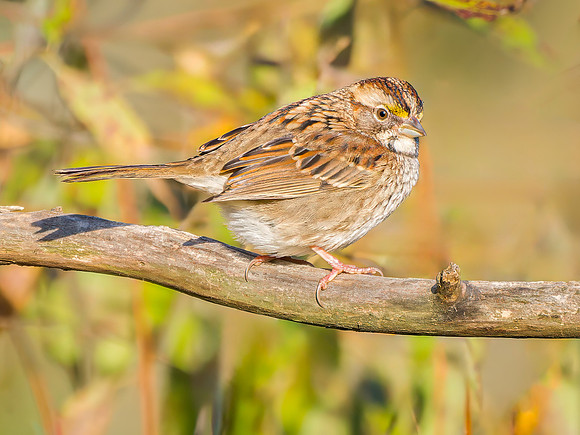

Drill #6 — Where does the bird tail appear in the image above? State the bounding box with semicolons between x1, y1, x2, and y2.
55;160;192;183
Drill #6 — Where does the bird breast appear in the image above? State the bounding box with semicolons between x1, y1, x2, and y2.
217;154;419;257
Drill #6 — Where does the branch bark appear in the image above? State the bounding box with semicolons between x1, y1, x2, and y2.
1;208;578;338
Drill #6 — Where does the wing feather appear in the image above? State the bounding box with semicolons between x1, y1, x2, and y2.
207;130;386;202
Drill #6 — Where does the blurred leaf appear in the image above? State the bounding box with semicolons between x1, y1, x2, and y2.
46;57;152;159
466;15;546;66
35;279;81;367
94;339;133;375
0;119;31;150
1;139;59;204
514;407;539;435
427;1;545;66
142;282;175;328
42;0;75;46
0;266;41;313
426;0;526;21
322;0;354;24
492;16;546;67
552;356;580;434
236;87;272;115
44;322;81;366
138;70;235;112
288;19;318;66
300;412;349;435
61;382;116;435
165;309;219;371
320;0;355;67
161;367;200;435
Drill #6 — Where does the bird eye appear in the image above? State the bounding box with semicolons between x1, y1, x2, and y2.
374;107;389;121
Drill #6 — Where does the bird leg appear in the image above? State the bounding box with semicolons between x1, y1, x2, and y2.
311;246;383;307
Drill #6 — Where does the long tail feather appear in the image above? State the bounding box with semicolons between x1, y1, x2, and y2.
55;161;189;183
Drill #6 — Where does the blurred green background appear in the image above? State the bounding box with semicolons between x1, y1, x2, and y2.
1;0;579;433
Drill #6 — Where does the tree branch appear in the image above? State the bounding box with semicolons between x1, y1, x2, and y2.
1;208;578;338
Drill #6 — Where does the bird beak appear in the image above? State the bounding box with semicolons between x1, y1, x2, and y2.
398;117;426;138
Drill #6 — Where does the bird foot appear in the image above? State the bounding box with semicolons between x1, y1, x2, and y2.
312;246;383;308
244;255;313;281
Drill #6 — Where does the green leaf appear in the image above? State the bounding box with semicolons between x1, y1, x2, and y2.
426;0;525;21
42;0;75;45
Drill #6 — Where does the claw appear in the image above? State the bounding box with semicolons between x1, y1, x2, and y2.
244;255;275;281
244;255;314;281
315;267;341;308
312;246;383;308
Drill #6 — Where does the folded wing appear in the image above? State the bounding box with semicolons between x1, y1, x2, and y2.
207;130;387;202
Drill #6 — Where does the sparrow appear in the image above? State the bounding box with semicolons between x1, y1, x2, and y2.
56;77;426;307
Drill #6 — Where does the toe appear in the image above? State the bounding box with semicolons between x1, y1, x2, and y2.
244;255;274;281
371;267;384;277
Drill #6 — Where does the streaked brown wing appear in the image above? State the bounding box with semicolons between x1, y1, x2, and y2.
207;131;384;202
291;129;385;188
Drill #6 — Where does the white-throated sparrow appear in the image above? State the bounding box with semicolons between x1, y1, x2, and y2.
56;77;426;306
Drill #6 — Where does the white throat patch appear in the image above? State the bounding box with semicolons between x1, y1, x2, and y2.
376;131;418;157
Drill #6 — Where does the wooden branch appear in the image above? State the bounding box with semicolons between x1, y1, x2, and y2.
1;208;579;338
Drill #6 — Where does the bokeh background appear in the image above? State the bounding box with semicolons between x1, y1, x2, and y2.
1;0;579;433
